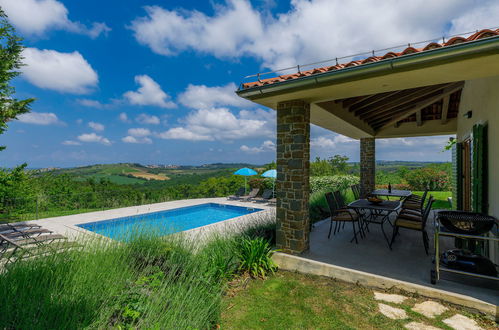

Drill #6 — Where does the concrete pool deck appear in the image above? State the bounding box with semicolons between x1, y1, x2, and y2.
25;198;275;240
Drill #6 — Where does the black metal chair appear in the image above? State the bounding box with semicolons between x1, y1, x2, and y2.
351;184;360;200
325;191;363;243
402;189;428;215
390;196;435;255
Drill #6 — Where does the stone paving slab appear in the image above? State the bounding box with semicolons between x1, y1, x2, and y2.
374;291;408;304
443;314;484;330
378;303;408;320
412;301;449;318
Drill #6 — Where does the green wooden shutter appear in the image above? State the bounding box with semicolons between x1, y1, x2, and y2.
472;124;488;213
452;142;463;210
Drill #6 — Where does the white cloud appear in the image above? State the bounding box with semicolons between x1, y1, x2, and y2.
130;0;495;70
128;128;151;137
62;140;81;146
123;75;176;109
240;140;275;154
22;48;98;94
0;0;110;38
311;135;356;149
17;112;63;125
157;107;274;141
157;127;212;141
135;113;160;125
122;136;153;144
449;2;499;34
88;121;105;132
77;99;115;109
376;135;454;161
178;83;253;109
77;133;111;146
377;136;451;148
118;112;131;123
130;1;261;57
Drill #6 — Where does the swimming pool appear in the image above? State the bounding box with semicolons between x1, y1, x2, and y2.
77;203;262;240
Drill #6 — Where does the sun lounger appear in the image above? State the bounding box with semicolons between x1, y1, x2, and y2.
0;222;52;239
239;188;260;202
0;224;78;264
252;189;273;203
227;187;246;200
267;198;276;205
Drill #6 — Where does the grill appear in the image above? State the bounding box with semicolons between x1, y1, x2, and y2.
437;211;497;235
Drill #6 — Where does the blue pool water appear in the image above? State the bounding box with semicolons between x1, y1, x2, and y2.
77;203;262;241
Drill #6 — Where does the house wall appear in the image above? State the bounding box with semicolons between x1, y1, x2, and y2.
457;76;499;262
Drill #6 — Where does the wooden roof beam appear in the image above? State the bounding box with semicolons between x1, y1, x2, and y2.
367;96;438;127
349;91;400;113
359;84;447;121
441;94;450;124
342;95;372;108
374;82;464;131
416;110;422;126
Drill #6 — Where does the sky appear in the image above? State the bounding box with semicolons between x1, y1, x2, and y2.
0;0;497;168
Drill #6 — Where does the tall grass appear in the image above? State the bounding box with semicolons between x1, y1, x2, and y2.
0;211;281;329
0;234;239;329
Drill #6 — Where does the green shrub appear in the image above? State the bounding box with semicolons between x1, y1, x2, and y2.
309;175;359;194
405;167;450;191
237;237;278;278
198;237;239;282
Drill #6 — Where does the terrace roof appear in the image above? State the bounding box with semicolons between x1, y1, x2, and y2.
239;29;499;91
236;28;499;139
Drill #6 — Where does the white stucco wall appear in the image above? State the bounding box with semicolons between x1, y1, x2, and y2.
457;76;499;262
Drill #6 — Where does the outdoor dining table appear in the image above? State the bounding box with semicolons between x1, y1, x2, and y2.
371;189;412;200
348;199;402;248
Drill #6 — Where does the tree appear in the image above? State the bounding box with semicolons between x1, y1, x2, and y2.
262;161;276;171
0;9;34;216
0;8;33;151
328;155;349;174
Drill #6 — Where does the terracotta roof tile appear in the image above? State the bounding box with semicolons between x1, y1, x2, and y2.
241;28;499;90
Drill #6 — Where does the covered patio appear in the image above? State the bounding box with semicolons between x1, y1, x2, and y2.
236;29;499;312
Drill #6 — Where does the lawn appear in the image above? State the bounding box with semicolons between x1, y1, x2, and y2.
414;191;452;209
221;271;495;329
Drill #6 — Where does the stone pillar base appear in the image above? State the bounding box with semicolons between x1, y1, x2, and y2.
276;100;310;254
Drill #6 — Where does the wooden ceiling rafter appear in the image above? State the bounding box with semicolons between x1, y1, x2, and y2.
359;85;448;121
366;90;445;126
331;81;464;133
374;82;464;131
348;91;400;113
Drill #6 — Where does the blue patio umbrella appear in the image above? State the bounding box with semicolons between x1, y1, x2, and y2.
234;167;258;194
261;169;277;197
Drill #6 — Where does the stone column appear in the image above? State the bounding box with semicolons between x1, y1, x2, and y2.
360;137;375;198
276;100;310;254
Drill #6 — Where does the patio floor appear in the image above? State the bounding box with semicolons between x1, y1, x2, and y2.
302;212;498;307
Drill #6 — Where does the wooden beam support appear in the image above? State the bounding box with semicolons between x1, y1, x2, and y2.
416;110;422;126
359;84;447;121
375;82;464;131
342;95;372;109
441;94;450;124
349;91;400;113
